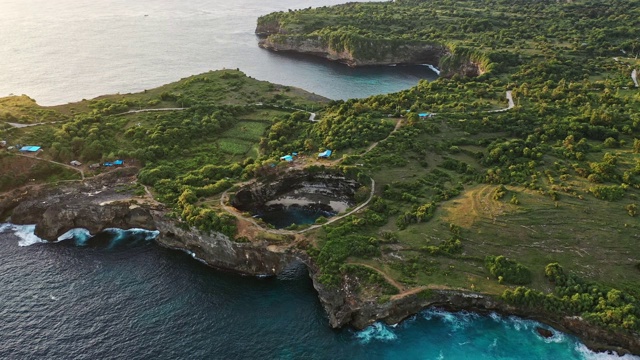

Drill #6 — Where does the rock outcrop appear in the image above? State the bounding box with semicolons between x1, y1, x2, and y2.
258;34;446;67
152;214;298;276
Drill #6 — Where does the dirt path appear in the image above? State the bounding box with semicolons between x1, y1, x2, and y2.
114;108;186;116
632;69;638;88
15;153;85;180
347;262;405;292
297;178;375;233
6;121;59;128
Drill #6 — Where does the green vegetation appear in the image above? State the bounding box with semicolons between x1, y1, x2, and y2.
485;255;532;285
254;0;640;337
0;70;329;235
0;153;80;191
2;0;640;341
503;263;640;332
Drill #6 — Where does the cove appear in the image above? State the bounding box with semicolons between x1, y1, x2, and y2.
0;0;437;105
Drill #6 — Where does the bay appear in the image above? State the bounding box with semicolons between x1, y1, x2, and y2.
0;0;437;105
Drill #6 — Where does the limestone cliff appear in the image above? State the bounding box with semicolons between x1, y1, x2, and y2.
307;267;640;356
256;22;483;75
152;214;297;276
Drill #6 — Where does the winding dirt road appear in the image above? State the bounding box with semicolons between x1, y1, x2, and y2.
15;153;85;180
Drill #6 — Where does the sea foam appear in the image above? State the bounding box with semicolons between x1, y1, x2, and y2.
355;322;398;344
576;343;640;360
0;223;48;246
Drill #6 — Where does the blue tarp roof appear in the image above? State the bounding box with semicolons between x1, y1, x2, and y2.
19;146;41;152
113;160;124;165
103;162;114;167
280;155;294;162
318;150;332;158
418;113;430;117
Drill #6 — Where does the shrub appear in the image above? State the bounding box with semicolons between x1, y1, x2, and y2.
485;255;532;285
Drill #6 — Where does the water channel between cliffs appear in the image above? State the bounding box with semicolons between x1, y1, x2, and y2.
231;171;359;229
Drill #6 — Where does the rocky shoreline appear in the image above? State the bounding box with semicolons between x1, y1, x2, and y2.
1;170;638;356
255;22;484;77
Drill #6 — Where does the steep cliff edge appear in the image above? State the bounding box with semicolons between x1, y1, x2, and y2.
255;22;484;76
308;267;640;355
2;171;638;355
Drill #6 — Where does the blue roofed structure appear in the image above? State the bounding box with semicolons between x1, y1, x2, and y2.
103;162;114;167
19;146;41;152
113;160;124;166
318;150;332;158
280;155;294;162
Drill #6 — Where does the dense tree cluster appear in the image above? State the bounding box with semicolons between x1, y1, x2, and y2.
503;263;640;333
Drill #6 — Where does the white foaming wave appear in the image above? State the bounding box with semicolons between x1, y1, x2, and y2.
421;309;478;331
575;343;640;360
540;328;567;344
422;64;441;75
0;223;13;233
0;224;48;246
182;249;209;265
505;315;535;332
355;322;398;344
114;228;160;241
57;228;92;243
101;228;160;247
489;312;502;322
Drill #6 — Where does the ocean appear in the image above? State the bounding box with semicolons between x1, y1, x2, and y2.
0;224;637;360
0;0;437;105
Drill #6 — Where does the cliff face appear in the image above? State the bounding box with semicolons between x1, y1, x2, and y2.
152;213;297;276
232;171;359;215
258;34;446;67
256;22;484;75
308;268;640;355
3;170;638;355
3;169;298;277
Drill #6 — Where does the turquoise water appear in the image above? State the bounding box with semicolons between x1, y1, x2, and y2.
0;224;637;359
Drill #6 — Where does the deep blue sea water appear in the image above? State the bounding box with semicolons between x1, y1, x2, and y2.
1;224;637;360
